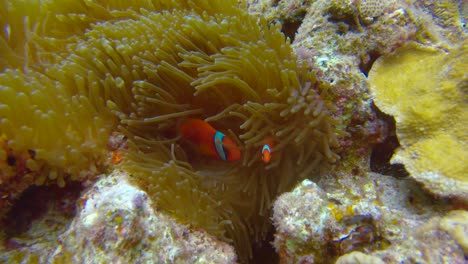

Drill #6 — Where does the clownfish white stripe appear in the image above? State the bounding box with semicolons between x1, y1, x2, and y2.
214;131;227;161
179;118;241;161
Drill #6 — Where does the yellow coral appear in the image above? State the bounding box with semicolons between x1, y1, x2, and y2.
369;42;468;200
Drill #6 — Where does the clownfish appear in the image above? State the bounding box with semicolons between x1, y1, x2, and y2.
180;118;241;161
261;137;274;164
111;149;123;164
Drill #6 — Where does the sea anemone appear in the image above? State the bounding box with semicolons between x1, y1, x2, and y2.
0;0;338;261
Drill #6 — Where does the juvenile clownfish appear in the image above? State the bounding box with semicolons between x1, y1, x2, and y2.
180;118;241;161
111;149;123;164
261;137;274;164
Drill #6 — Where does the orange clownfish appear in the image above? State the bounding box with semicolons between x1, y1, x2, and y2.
261;137;274;164
180;118;241;161
111;149;123;164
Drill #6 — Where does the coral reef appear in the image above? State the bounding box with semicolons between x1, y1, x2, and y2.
439;210;468;255
246;0;467;175
245;0;313;41
272;173;467;263
374;209;468;263
273;180;335;263
369;41;468;201
412;0;467;43
1;0;467;262
242;2;467;261
357;0;397;22
335;251;384;264
0;170;237;263
0;0;338;261
247;0;419;174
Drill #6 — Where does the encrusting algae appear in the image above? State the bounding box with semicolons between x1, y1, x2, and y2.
0;0;339;261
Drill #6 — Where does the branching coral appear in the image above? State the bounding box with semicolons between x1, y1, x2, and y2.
0;0;339;261
369;41;468;201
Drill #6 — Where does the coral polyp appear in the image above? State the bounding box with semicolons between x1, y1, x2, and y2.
0;0;338;261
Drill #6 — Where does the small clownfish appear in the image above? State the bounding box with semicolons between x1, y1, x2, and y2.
180;118;241;161
261;137;274;164
111;149;123;164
